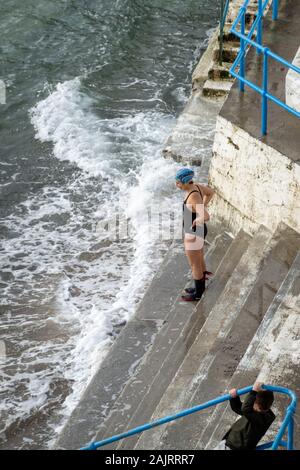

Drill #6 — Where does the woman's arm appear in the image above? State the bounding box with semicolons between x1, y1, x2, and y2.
197;184;215;206
187;192;210;226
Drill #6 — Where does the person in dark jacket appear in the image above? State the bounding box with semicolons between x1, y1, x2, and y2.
215;382;276;450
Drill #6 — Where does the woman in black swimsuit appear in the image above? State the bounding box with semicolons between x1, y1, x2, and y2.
175;168;215;301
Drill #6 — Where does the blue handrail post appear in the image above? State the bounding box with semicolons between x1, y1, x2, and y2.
287;415;294;450
272;0;278;21
257;0;263;54
239;7;246;92
219;0;224;66
261;47;269;135
219;1;231;66
272;418;289;450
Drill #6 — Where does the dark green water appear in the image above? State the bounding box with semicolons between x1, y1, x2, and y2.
0;0;219;449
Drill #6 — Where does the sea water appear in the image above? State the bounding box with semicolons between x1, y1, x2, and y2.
0;0;219;448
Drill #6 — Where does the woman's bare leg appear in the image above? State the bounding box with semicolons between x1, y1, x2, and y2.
200;248;207;274
182;234;206;299
184;235;205;279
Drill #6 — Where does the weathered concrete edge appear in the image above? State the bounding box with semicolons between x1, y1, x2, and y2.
192;28;220;91
55;318;160;449
286;45;300;113
209;114;300;236
204;252;300;449
55;242;190;449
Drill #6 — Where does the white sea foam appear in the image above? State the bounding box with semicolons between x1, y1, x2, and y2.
30;78;112;177
1;77;186;444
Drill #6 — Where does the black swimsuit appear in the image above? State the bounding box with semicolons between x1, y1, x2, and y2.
183;184;208;239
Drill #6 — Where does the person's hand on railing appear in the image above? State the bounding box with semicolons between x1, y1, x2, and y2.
253;382;264;392
81;384;296;450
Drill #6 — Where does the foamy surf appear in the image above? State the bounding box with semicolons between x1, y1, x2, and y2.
30;78;112;177
1;77;181;447
1;0;220;447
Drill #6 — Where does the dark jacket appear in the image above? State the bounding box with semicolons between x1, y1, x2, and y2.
223;391;276;450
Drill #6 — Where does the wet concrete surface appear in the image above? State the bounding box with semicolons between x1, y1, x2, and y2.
55;318;160;450
94;230;235;450
206;252;300;449
221;0;300;162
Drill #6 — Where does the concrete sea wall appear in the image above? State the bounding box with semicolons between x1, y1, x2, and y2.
209;114;300;236
286;46;300;113
207;1;300;238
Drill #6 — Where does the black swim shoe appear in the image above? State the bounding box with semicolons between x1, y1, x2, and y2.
184;271;212;293
184;287;196;294
182;278;205;301
181;293;202;301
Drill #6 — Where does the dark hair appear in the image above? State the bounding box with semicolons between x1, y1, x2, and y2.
256;391;274;410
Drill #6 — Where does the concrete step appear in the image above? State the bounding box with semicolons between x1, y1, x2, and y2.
55;241;190;449
213;45;240;63
204;251;300;449
219;27;255;43
117;229;251;450
137;225;272;449
162;92;223;167
202;79;234;98
245;10;257;25
195;224;300;448
92;229;236;449
208;62;234;81
134;230;253;450
256;293;300;450
219;28;239;43
135;227;275;449
227;6;257;25
220;24;257;43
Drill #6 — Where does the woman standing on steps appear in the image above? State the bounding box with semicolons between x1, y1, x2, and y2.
175;167;215;301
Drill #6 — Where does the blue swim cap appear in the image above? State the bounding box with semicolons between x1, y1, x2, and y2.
175;168;194;184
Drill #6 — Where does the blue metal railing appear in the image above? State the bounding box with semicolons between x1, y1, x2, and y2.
219;0;231;65
80;385;297;450
229;0;300;135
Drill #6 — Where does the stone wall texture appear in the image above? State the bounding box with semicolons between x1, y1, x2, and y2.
286;45;300;113
208;115;300;235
